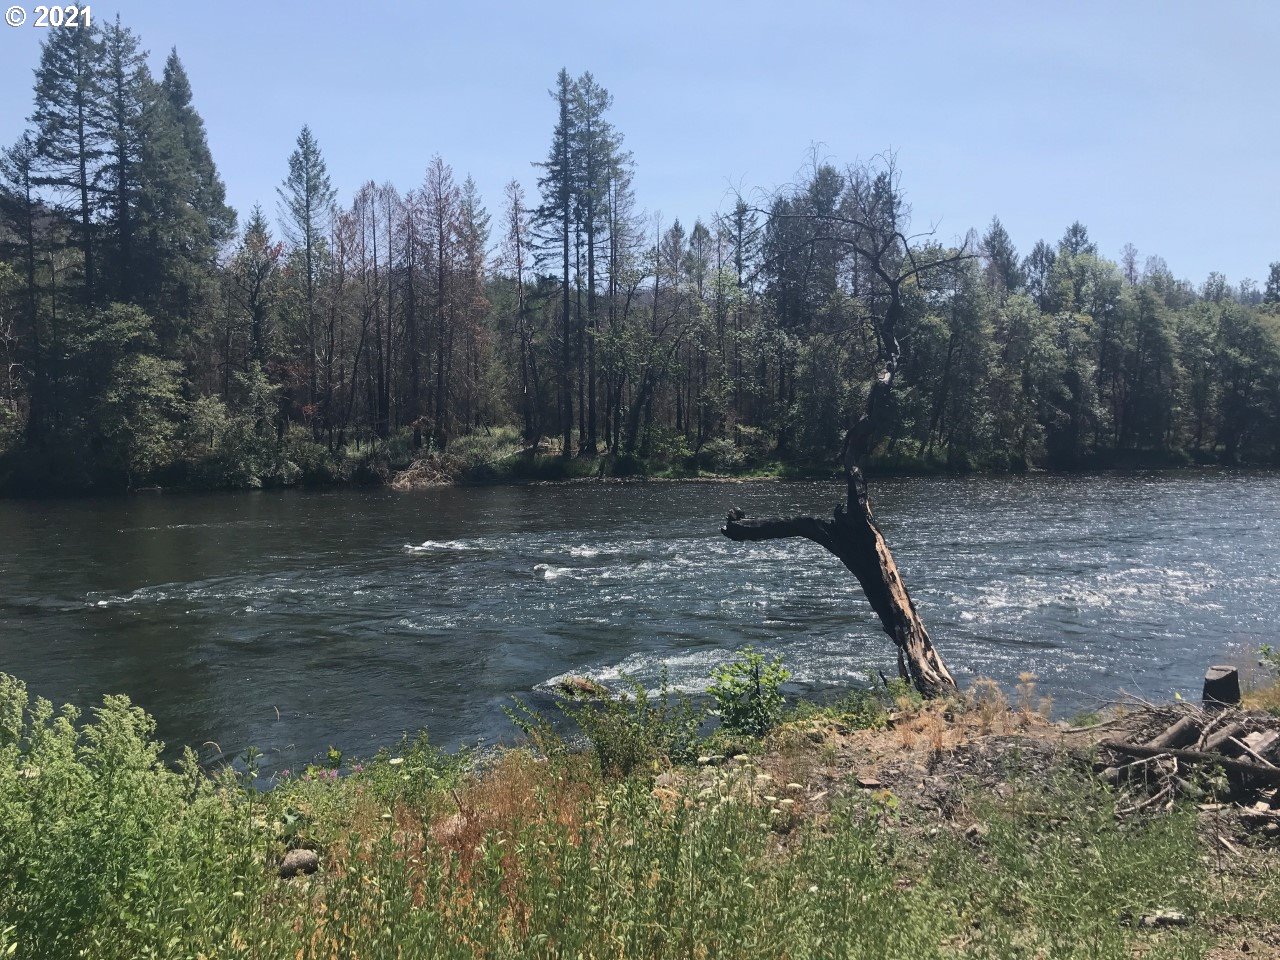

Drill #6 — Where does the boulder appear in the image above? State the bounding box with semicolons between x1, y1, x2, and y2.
556;676;607;699
278;848;318;879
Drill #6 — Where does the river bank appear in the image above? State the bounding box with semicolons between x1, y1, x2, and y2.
3;667;1278;959
2;417;1255;497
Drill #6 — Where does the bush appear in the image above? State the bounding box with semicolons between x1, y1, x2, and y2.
0;675;263;960
709;648;791;738
553;674;704;776
695;437;746;474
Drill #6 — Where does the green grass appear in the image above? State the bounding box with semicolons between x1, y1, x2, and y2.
0;671;1275;959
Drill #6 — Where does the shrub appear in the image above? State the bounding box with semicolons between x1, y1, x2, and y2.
709;648;791;738
555;674;704;776
695;437;746;474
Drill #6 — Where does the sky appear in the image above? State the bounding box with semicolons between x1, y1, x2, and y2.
1;0;1276;285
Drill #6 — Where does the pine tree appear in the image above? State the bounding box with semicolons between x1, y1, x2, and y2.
981;215;1023;297
1058;220;1096;257
98;16;150;303
277;125;336;416
0;135;45;442
30;22;106;304
1264;262;1280;304
160;51;234;247
136;50;235;353
535;69;577;457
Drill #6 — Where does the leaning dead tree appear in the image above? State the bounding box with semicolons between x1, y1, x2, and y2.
722;161;969;697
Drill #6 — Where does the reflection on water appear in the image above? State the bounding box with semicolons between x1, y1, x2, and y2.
1;472;1277;771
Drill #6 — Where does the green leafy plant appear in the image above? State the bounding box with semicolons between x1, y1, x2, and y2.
709;648;791;737
556;672;704;776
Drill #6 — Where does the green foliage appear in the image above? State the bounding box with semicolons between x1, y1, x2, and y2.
556;674;704;776
709;647;791;737
0;675;263;960
0;669;1254;959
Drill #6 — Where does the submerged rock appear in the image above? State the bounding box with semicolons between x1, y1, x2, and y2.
556;676;608;698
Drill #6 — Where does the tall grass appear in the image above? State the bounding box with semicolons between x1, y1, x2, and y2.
0;671;1270;959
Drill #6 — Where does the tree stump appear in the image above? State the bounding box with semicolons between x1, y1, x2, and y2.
1203;665;1241;710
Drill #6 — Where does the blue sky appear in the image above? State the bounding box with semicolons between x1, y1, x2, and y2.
1;0;1276;284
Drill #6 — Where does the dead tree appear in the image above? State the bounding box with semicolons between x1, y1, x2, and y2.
721;161;968;697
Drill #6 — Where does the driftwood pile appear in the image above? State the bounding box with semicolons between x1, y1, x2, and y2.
1095;690;1280;836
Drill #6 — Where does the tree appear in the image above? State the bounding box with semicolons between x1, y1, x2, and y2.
535;69;578;457
1264;262;1280;304
1023;240;1057;312
723;160;967;697
1059;220;1096;257
423;158;459;450
981;215;1022;296
135;49;235;353
30;22;106;304
226;207;281;377
278;125;337;422
98;16;150;304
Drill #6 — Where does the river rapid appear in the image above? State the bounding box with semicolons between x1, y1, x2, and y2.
1;471;1277;771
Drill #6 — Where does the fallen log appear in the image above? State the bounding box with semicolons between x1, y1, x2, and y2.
1099;740;1280;787
1201;721;1245;753
1147;715;1202;750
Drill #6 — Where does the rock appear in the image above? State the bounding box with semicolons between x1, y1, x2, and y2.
1138;909;1189;929
557;676;607;699
856;776;882;789
279;848;319;879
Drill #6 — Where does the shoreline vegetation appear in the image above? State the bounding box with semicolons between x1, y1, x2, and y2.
2;422;1263;498
3;656;1280;958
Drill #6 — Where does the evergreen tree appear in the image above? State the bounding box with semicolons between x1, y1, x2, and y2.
981;215;1023;296
535;69;577;457
160;51;234;247
1264;262;1280;304
1023;240;1057;312
136;50;235;353
98;16;150;303
1058;220;1096;257
277;125;337;415
30;22;106;304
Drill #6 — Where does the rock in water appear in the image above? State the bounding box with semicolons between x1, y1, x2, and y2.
556;676;607;698
279;848;319;879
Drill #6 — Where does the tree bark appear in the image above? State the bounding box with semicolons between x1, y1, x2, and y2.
721;282;957;698
721;478;955;697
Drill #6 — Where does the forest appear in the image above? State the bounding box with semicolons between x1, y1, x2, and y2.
2;19;1280;494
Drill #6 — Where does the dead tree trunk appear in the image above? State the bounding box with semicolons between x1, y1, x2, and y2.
721;277;957;697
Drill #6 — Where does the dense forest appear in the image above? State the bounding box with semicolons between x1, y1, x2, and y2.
2;21;1279;493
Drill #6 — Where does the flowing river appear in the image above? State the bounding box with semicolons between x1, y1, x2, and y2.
1;471;1277;771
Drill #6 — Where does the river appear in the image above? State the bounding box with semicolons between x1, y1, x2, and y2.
1;472;1277;771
